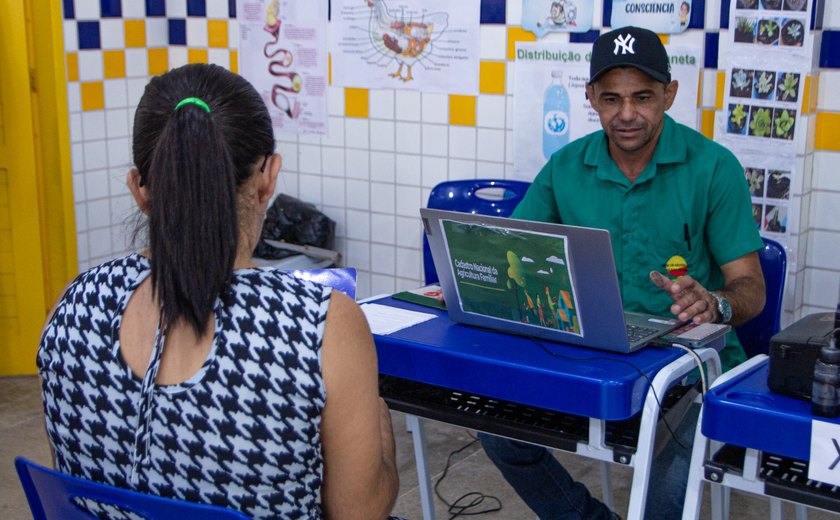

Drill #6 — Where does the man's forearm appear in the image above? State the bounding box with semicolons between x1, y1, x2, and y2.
718;274;766;326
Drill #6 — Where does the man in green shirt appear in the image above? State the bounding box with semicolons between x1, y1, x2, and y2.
480;26;766;519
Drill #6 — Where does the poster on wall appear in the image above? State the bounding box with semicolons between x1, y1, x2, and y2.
729;0;813;58
610;0;692;34
329;0;481;94
513;42;700;180
238;0;329;135
521;0;595;37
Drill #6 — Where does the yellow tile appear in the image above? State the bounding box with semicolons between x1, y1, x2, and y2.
80;82;104;111
696;72;702;107
148;48;168;76
480;61;506;95
66;52;78;82
507;27;537;61
715;71;725;110
208;20;229;48
807;73;819;114
815;112;840;152
328;53;332;85
658;34;669;45
188;49;209;64
701;109;716;140
345;88;369;118
103;50;126;79
801;75;811;114
124;20;146;48
449;95;476;126
230;50;238;74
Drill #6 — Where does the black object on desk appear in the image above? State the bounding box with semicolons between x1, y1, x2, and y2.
768;312;836;400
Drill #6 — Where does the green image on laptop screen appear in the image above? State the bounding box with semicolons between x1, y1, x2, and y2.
441;219;583;336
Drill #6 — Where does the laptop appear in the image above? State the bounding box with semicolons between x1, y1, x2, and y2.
420;208;683;353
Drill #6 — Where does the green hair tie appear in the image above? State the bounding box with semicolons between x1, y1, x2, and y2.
174;97;211;113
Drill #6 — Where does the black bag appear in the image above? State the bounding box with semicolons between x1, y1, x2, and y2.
254;194;336;260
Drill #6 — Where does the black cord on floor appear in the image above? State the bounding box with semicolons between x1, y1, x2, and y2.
433;436;502;519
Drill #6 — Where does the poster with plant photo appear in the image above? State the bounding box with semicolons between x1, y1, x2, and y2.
735;152;798;252
729;0;812;57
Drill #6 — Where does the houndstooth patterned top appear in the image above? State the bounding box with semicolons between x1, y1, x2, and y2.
38;254;333;519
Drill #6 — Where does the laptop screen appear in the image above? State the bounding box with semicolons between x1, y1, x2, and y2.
440;218;585;337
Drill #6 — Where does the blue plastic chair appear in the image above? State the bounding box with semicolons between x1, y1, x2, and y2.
288;267;357;299
422;179;531;285
15;456;250;520
735;237;787;358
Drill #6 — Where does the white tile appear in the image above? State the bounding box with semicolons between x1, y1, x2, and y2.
477;95;507;129
82;111;107;141
396;216;423;248
705;0;721;30
505;93;515;130
813;191;840;230
505;129;514;164
64;20;78;52
370;89;395;119
208;48;229;68
67;83;82;113
396;247;422;280
107;137;131;168
322;116;345;147
299;134;321;146
86;199;111;228
354;271;372;300
320;206;345;239
345;119;370;149
371;151;396;183
395;185;422;217
75;202;88;232
507;0;522;25
277;142;298;171
345;239;371;271
817;71;840;112
422;156;448;188
701;70;717;108
146;19;169;47
370;274;396;296
813;152;840;191
71;143;85;174
78;51;103;82
371;244;396;275
110;194;135;225
83;141;108;170
480;26;507;60
449;126;477;159
346;179;370;210
277;171;298;198
166;0;187;17
477;161;506;179
69;113;83;143
395;154;422;186
322;147;345;177
395;122;422;154
395;90;421;121
207;1;229;18
328;86;345;117
108;168;130;197
371;120;396;152
125;51;148;79
807;230;840;270
346;209;371;241
804;269;840;309
111;223;132;255
76;232;90;265
298;144;322;174
826;1;840;29
123;2;145;17
186;18;209;47
169;47;189;69
345;149;370;179
298;174;323;205
422;123;448;156
100;19;125;50
477;128;506;162
371;183;396;214
370;213;396;242
421;93;448;124
321;177;346;207
85;170;109;200
448;158;477;181
103;79;128;109
75;0;99;19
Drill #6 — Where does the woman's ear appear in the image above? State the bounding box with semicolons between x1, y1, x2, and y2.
127;168;150;214
257;153;281;204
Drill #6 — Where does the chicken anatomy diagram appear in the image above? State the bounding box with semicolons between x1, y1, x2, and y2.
331;0;480;93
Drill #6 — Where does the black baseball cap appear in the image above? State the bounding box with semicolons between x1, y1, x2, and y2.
589;26;671;85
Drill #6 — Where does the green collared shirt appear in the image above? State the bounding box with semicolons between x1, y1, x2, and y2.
513;115;763;372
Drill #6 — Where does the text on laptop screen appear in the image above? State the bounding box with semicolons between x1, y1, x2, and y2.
440;218;584;336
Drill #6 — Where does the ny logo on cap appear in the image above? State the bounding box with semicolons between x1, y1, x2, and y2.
613;34;636;55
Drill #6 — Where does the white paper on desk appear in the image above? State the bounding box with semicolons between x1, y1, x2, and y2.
808;419;840;486
360;303;437;335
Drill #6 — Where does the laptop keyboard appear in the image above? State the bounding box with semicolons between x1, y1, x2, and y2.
625;323;659;343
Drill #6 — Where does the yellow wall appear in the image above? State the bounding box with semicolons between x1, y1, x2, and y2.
0;1;76;376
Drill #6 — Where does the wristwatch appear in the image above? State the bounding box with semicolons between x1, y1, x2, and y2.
710;291;732;324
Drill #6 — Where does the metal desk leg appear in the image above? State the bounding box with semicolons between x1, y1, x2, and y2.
794;503;808;520
406;414;436;520
600;461;614;511
682;405;708;520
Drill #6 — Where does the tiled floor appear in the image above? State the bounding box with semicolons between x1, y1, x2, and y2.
1;375;837;519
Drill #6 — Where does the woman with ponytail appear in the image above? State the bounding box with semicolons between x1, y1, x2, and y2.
37;63;398;519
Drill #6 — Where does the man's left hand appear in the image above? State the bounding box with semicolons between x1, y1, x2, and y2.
650;271;718;324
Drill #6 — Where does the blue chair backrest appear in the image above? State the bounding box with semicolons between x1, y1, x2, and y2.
287;267;357;299
15;456;250;520
423;179;531;285
735;238;787;358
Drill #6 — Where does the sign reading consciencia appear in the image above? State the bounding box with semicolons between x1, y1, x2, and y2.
610;0;692;34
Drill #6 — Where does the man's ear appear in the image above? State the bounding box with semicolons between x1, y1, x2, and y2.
585;84;597;110
127;168;150;214
664;80;679;111
257;153;281;204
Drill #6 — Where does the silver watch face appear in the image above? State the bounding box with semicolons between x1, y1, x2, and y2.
712;292;732;323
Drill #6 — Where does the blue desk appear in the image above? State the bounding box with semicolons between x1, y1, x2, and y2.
683;355;840;519
370;296;723;520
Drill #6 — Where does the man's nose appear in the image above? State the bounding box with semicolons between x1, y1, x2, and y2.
618;98;636;120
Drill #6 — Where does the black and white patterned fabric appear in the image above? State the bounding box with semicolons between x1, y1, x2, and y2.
38;254;332;519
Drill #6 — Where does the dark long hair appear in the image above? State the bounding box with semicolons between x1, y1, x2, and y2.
132;64;274;336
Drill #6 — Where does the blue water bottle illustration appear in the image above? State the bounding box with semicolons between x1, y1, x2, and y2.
543;70;570;159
